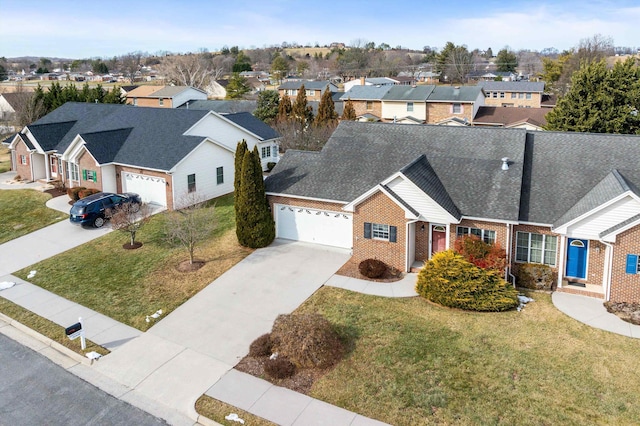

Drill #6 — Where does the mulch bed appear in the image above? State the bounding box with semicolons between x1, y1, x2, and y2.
335;259;404;282
123;242;143;250
44;187;67;198
235;355;330;394
604;302;640;325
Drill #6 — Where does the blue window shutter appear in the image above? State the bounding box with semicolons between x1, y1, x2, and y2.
626;254;638;274
389;226;397;243
364;222;371;239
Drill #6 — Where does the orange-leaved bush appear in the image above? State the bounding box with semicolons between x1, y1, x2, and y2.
453;235;507;272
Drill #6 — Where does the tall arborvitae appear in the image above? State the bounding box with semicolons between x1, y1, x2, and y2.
314;88;337;127
234;139;248;218
342;98;356;120
276;94;292;123
291;84;314;126
236;147;275;248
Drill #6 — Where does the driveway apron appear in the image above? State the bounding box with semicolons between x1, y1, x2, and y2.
93;240;351;415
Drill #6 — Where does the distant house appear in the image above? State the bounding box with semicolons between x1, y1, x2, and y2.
343;76;414;93
0;92;30;122
477;81;545;108
277;81;339;102
468;71;518;82
472;106;549;130
125;85;207;108
9;103;280;209
178;100;258;114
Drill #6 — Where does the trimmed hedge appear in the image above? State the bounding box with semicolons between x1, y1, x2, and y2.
516;263;555;290
416;250;519;312
67;186;86;201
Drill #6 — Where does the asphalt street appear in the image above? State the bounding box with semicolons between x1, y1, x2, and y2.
0;333;167;426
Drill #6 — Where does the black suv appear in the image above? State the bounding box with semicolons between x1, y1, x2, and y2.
69;192;142;228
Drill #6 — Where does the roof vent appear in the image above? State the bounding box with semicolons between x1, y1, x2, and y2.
501;157;509;171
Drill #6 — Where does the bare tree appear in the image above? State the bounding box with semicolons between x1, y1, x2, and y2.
106;202;152;248
274;119;336;152
119;51;144;83
158;53;224;89
11;82;44;126
164;193;217;265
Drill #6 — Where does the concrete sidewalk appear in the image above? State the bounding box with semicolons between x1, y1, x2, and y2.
326;272;418;297
552;292;640;338
0;275;141;350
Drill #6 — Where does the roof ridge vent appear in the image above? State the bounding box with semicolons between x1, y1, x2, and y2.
501;157;509;171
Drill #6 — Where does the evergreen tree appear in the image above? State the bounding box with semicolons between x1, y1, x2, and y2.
254;90;280;124
236;147;275;248
291;84;313;127
313;88;337;127
234;139;248;212
342;98;356;120
495;48;518;72
225;73;251;99
545;58;640;134
276;93;292;123
271;53;289;83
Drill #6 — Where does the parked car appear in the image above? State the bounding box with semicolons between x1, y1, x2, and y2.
69;192;141;228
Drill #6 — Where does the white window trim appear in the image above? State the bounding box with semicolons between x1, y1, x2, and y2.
20;154;27;165
516;231;557;266
456;226;496;244
372;223;390;240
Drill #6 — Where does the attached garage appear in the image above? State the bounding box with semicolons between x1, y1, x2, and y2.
275;204;353;249
121;172;167;207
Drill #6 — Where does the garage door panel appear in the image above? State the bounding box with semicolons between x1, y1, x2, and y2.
276;205;352;249
122;172;167;207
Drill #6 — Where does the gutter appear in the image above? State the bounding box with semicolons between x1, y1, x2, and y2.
506;223;516;287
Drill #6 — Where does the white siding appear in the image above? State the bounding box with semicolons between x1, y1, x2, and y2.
101;164;117;192
172;141;234;205
382;101;426;121
566;196;640;239
32;153;45;180
387;176;454;223
171;88;207;108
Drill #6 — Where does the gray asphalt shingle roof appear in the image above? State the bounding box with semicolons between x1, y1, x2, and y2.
224;112;280;140
382;85;434;101
340;85;393;101
477;81;545;92
178;100;257;114
278;81;336;91
428;86;483;102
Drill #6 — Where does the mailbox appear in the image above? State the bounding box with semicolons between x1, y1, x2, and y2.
65;322;82;336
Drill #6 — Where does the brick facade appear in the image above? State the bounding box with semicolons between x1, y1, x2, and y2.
76;151;102;191
511;224;560;283
353;191;407;272
483;92;542;108
415;221;430;261
610;225;640;303
351;100;382;119
12;139;32;180
426;102;474;124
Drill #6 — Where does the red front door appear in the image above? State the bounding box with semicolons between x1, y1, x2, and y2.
431;225;446;256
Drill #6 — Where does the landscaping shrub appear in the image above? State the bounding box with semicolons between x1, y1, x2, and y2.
263;356;296;379
358;258;387;279
249;333;273;357
270;313;344;369
416;250;519;312
67;186;86;201
516;263;555;290
453;235;507;272
78;188;100;199
267;162;277;172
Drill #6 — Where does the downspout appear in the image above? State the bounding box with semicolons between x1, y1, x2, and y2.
599;239;614;301
506;223;516;287
405;218;420;272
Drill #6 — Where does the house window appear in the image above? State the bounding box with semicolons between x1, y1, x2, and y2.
407;102;414;112
187;173;196;193
518;93;524;99
216;167;224;185
526;92;532;99
19;155;27;165
452;103;462;114
306;90;315;96
456;226;496;244
492;92;497;98
286;89;297;96
366;101;373;111
69;163;79;181
626;254;640;274
272;145;278;158
516;232;557;266
82;169;98;183
159;98;164;106
499;92;505;98
364;222;397;243
261;146;271;158
511;93;517;99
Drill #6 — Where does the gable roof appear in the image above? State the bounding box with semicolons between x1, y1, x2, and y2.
80;128;132;164
223;112;280;140
428;86;484;102
340;85;393;101
477;81;545;92
178;99;257;114
278;81;337;91
27;121;77;151
473;106;548;127
382;85;435;101
149;86;206;97
267;122;525;221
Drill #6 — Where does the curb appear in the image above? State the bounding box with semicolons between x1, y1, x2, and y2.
0;311;92;365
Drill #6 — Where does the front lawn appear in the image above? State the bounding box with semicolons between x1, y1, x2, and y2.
0;146;11;173
12;194;252;331
0;190;68;244
291;287;640;425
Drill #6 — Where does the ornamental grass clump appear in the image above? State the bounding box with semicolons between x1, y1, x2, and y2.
416;250;519;312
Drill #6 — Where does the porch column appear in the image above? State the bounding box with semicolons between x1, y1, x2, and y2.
44;153;51;181
557;236;566;288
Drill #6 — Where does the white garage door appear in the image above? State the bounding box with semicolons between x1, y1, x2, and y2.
275;204;352;248
121;172;167;207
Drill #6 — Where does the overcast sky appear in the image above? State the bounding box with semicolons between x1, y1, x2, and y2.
1;0;638;58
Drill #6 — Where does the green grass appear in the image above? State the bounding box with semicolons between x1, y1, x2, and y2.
195;395;276;426
0;190;68;244
0;146;11;173
0;297;110;357
12;194;252;331
295;287;640;425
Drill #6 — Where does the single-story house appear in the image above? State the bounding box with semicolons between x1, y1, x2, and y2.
265;122;640;304
9;102;280;210
472;106;549;130
125;85;208;108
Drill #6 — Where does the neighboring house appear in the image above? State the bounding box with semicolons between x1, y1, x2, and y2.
477;81;545;108
0;92;27;122
343;76;413;93
178;100;258;114
125;85;208;108
9;103;280;210
266;121;640;304
341;85;485;124
468;71;518;82
472;106;549;130
277;81;339;102
207;80;229;99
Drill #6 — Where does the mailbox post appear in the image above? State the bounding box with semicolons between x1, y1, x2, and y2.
65;317;86;350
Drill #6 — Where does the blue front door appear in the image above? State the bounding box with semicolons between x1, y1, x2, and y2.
566;239;588;279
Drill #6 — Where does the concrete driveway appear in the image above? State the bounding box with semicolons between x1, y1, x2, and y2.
93;240;351;416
